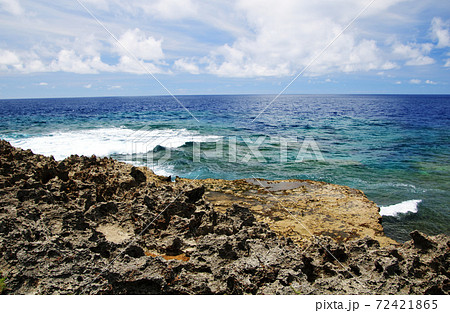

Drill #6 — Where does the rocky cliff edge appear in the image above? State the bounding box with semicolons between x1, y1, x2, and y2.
0;140;448;294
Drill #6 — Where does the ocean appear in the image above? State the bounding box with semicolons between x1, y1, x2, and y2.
1;94;449;242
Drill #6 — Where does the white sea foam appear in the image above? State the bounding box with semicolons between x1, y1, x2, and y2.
379;199;422;217
123;159;175;177
151;166;175;177
5;127;222;161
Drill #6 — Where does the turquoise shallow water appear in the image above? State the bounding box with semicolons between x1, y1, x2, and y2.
0;94;449;241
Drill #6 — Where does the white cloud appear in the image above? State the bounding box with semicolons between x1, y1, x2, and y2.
50;50;93;74
409;79;421;84
0;0;447;81
0;34;166;75
431;17;450;48
115;55;166;74
0;49;21;67
0;27;168;75
116;28;164;61
174;58;200;74
200;0;407;77
0;49;46;73
425;79;437;85
84;84;92;89
38;82;48;86
49;50;107;74
0;0;24;15
405;56;435;66
25;59;46;73
316;39;398;74
392;43;435;66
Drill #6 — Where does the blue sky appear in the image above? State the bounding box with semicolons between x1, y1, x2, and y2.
0;0;449;98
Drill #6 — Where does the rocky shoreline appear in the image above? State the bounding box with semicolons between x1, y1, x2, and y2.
0;140;448;294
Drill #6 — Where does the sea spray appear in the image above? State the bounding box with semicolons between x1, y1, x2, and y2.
379;199;422;217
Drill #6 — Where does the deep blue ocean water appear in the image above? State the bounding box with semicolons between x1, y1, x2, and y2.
0;94;449;241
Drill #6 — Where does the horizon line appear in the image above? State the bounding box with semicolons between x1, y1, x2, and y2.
1;92;450;101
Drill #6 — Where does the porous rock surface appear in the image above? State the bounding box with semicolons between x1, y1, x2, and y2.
0;140;448;294
178;177;398;247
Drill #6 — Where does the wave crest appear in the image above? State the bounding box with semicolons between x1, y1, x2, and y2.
4;127;221;160
379;199;422;217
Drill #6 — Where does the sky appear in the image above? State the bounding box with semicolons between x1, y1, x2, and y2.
0;0;449;98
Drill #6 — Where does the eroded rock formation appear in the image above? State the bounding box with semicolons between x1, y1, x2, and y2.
0;140;448;294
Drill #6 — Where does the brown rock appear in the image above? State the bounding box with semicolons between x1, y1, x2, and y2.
0;140;448;295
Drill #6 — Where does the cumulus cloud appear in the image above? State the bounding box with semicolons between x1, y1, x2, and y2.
0;0;446;80
431;17;450;48
0;49;21;68
49;49;114;74
392;43;435;66
47;45;166;75
201;0;405;77
312;38;397;74
0;49;46;73
50;50;98;74
409;79;421;84
0;28;166;75
116;28;164;61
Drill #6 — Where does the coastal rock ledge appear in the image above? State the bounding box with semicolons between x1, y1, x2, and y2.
0;140;448;295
